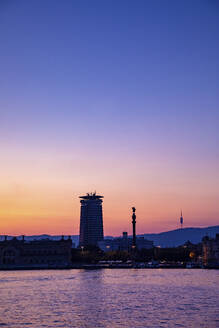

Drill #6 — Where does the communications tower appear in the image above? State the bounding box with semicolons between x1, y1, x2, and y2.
180;210;184;229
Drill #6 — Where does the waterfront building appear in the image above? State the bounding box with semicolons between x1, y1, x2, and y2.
0;236;72;269
137;237;154;250
98;232;129;252
202;234;219;268
98;233;153;252
79;192;104;247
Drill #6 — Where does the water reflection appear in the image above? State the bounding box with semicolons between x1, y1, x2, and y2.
70;270;107;327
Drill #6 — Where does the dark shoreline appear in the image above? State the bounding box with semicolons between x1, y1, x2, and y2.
0;265;218;271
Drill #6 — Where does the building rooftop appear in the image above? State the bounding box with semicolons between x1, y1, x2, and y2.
79;192;104;200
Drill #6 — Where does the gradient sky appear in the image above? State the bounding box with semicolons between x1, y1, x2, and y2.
0;0;219;236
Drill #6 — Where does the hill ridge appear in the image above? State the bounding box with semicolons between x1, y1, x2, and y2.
1;225;218;247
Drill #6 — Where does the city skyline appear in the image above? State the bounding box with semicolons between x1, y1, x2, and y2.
1;1;219;236
0;191;218;237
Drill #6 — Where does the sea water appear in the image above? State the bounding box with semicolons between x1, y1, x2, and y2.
0;269;218;327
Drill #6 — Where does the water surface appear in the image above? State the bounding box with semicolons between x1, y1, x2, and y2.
0;269;218;327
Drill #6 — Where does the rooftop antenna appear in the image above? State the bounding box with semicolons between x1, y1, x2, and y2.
180;210;183;229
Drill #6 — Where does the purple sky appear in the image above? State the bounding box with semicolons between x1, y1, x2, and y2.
0;0;218;235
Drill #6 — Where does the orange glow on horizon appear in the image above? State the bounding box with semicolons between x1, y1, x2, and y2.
1;146;218;236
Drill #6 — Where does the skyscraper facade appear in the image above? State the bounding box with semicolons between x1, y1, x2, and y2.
79;192;104;247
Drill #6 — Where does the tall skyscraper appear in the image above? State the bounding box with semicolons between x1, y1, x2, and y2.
79;192;104;247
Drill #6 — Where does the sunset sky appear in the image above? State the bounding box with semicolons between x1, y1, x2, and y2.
0;0;219;236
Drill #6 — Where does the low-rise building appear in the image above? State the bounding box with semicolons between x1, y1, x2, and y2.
202;234;219;268
98;232;153;252
0;236;72;269
136;237;154;250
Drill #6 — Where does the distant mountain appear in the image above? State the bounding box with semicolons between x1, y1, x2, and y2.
1;225;218;248
138;225;219;247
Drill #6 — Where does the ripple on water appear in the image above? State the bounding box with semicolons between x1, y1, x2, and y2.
0;269;218;328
